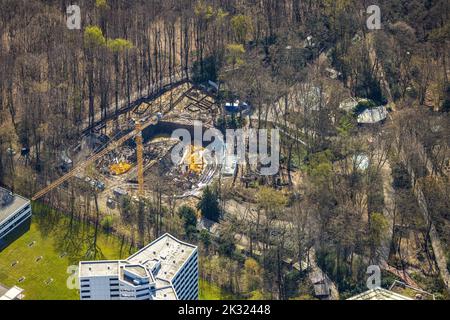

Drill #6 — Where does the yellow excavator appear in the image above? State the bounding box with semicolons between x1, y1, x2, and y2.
188;145;205;174
109;162;132;175
32;115;159;201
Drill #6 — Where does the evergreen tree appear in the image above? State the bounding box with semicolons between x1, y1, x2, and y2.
197;186;221;222
178;205;197;238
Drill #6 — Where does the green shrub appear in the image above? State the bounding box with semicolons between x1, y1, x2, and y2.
178;205;198;238
352;99;377;116
101;215;114;232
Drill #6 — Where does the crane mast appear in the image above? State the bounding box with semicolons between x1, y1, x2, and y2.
135;121;145;197
32;116;157;201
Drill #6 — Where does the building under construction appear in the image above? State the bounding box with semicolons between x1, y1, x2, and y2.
32;81;220;211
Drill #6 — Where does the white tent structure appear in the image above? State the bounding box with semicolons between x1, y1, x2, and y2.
357;106;388;124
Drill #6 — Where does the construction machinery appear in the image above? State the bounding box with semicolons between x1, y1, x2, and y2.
187;145;205;175
32;115;158;201
109;161;132;175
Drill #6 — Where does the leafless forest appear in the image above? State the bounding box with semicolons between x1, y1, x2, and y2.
0;0;449;300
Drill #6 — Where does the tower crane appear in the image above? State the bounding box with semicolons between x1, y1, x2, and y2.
134;121;145;197
32;115;160;201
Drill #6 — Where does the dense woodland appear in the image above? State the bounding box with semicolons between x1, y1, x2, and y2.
0;0;449;299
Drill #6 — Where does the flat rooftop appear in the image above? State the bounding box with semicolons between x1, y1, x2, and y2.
79;234;197;299
80;235;196;281
0;187;30;225
0;285;24;300
79;260;120;277
128;233;197;282
348;287;413;300
124;265;148;278
154;284;177;300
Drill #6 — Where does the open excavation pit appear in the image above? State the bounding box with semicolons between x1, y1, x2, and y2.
93;121;221;199
64;81;221;205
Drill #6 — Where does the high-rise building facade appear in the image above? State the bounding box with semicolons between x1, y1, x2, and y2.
0;187;32;242
79;233;198;300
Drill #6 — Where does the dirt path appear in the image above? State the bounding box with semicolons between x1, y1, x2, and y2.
225;198;341;299
308;249;340;300
367;32;449;291
378;158;395;263
400;150;450;292
377;161;420;288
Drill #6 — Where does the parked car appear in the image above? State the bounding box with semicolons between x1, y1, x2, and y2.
106;197;116;209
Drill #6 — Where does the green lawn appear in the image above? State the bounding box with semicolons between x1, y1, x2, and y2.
0;203;132;300
0;203;232;300
199;279;238;300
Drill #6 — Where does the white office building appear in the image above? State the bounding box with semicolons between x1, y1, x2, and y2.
0;284;25;300
0;187;32;242
79;233;198;300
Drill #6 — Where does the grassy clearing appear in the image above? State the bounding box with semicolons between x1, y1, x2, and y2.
0;203;133;300
199;279;238;300
0;203;229;300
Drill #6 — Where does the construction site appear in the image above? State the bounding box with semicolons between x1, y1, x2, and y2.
33;81;224;216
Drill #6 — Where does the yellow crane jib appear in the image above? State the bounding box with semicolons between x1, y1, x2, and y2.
32;115;159;201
